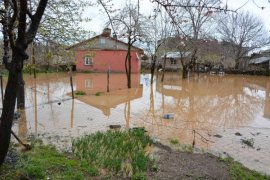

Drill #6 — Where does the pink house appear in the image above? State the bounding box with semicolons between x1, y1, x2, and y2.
68;28;143;73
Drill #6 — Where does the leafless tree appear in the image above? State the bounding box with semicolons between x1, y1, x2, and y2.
143;5;174;84
218;11;270;69
153;0;234;78
99;0;144;88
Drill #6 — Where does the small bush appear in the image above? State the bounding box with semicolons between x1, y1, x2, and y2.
82;70;92;74
75;91;86;96
95;91;101;96
170;139;179;145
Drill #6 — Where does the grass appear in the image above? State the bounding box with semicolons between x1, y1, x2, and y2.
220;157;270;180
72;128;153;178
95;91;101;96
0;142;98;179
170;139;179;145
75;90;86;96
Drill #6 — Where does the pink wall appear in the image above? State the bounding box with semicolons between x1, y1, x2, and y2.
76;50;141;73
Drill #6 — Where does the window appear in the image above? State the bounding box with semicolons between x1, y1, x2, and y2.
85;79;93;89
170;58;177;65
84;56;93;65
100;38;105;44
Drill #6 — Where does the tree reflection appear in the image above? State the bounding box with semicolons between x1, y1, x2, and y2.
140;73;269;147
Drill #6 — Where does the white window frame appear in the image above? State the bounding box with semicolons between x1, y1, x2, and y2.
100;38;105;44
84;56;93;66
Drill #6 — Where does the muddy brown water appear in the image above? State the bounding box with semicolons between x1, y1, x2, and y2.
2;72;269;175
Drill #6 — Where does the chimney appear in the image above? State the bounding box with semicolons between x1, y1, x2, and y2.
102;28;111;37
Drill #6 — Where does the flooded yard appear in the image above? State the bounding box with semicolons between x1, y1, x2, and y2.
3;72;270;175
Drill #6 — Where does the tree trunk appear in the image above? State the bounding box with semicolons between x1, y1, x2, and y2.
128;53;131;88
0;53;22;166
17;71;25;109
161;56;167;82
182;66;188;79
125;43;132;89
235;61;240;70
150;55;156;84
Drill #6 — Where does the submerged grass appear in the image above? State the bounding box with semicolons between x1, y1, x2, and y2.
220;157;270;180
241;138;255;148
72;128;153;178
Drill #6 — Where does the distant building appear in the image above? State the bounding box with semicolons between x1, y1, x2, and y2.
248;49;270;70
68;28;143;73
159;52;191;70
157;37;248;70
249;57;270;70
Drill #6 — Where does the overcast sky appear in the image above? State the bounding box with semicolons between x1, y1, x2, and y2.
82;0;270;35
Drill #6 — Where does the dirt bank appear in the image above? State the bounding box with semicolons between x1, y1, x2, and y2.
147;143;230;180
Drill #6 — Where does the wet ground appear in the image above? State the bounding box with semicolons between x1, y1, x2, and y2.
2;72;270;175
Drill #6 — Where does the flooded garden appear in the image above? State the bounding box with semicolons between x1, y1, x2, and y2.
4;72;270;175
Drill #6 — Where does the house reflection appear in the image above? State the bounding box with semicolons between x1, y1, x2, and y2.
76;73;141;94
264;82;270;119
76;73;143;116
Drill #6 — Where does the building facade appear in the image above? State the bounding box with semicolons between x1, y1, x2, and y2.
68;28;143;73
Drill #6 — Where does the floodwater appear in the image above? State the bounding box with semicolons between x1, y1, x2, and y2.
2;72;270;175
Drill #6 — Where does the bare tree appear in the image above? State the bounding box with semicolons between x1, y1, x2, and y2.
99;0;144;88
153;0;233;78
143;5;173;84
0;0;48;166
218;11;270;69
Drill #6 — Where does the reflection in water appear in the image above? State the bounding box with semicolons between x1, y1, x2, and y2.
76;73;142;116
34;79;37;133
264;82;270;119
70;99;74;128
7;72;270;175
18;109;27;143
124;100;131;130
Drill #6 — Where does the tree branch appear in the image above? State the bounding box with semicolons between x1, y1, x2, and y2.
26;0;48;44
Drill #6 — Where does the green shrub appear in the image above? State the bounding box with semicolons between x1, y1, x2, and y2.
75;91;86;96
82;70;92;74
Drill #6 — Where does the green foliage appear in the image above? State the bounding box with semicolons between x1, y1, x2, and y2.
141;54;149;61
0;144;98;179
132;172;147;180
82;70;92;74
95;91;101;96
72;128;153;177
181;144;193;153
45;51;54;61
220;158;270;180
170;139;179;145
75;91;86;96
22;66;67;74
